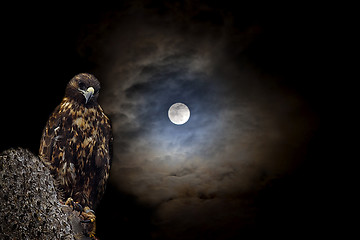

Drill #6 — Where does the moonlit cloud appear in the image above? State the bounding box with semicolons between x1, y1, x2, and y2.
78;1;316;238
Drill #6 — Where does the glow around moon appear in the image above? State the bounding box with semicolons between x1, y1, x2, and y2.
168;103;191;125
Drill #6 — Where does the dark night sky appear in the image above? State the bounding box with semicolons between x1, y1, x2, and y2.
0;1;344;239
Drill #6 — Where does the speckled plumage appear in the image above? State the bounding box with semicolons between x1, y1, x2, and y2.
39;73;112;210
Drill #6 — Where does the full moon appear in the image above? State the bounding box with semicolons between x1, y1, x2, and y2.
168;103;191;125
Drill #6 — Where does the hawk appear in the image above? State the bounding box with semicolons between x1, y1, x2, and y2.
39;73;112;214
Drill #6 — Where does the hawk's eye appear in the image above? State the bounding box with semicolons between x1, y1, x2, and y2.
78;82;86;90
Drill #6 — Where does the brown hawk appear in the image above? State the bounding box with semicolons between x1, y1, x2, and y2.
39;73;112;214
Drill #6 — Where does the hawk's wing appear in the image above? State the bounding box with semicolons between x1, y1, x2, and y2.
92;110;113;208
39;105;64;172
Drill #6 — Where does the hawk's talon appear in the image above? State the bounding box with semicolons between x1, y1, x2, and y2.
80;218;95;223
84;208;95;214
65;197;84;215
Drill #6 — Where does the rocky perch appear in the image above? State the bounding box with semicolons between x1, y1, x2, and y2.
0;148;92;240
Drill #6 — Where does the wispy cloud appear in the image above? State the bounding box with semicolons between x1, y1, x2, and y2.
81;1;316;238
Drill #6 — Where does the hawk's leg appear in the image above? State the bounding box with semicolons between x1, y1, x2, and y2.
80;207;96;238
65;198;97;238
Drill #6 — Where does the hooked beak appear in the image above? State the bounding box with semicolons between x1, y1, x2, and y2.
79;87;95;104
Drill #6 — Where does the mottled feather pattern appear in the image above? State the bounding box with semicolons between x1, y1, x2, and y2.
39;73;112;210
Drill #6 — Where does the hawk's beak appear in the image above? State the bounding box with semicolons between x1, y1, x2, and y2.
79;87;95;104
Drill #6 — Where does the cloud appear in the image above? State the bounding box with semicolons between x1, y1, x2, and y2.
79;1;317;238
152;197;256;240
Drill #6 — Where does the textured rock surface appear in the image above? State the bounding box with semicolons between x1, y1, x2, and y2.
0;148;90;240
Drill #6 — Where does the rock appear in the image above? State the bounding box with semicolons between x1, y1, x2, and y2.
0;148;92;240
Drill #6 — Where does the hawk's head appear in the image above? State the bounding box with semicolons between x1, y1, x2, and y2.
65;73;101;106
